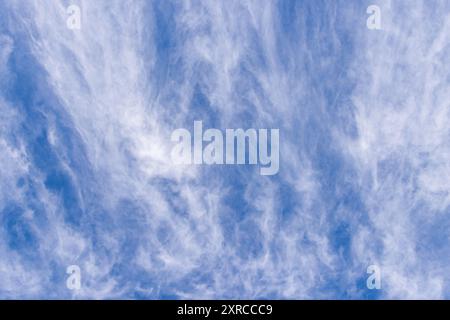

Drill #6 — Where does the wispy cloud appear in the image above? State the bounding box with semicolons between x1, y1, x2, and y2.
0;0;449;299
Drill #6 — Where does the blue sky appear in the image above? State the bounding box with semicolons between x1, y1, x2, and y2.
0;0;450;299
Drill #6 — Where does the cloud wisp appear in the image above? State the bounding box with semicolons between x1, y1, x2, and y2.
0;0;449;299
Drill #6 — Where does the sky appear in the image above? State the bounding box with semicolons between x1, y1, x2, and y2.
0;0;449;299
